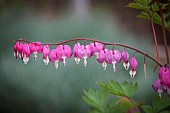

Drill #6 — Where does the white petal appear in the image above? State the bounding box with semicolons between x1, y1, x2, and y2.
102;61;107;70
62;56;66;66
19;53;21;59
34;52;37;60
112;61;116;72
14;52;18;57
55;60;59;69
157;88;163;98
23;55;29;64
75;57;80;64
123;62;130;70
83;56;87;67
129;70;136;78
43;56;49;65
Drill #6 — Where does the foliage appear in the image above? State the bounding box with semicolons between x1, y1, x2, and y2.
83;80;140;113
97;80;139;98
141;94;170;113
83;80;170;113
127;0;170;31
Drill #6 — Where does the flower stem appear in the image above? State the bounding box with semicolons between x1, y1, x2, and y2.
126;97;141;113
160;7;169;64
150;16;160;62
15;38;163;67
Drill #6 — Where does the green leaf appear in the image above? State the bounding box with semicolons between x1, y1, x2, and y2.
135;0;152;6
152;94;170;113
152;2;159;12
152;12;161;25
141;105;154;113
82;88;110;112
98;80;139;98
137;11;150;20
126;0;152;12
126;2;146;10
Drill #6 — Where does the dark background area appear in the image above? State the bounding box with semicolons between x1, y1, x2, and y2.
0;0;169;113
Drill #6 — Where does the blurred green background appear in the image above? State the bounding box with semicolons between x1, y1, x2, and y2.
0;0;168;113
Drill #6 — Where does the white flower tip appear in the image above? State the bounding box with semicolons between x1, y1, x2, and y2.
23;56;29;64
84;57;87;67
43;56;49;65
102;62;107;70
75;57;80;64
63;57;66;66
34;52;37;60
55;61;58;70
112;61;116;72
123;62;129;70
129;70;136;78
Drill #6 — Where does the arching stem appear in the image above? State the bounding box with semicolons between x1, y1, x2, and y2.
15;38;163;67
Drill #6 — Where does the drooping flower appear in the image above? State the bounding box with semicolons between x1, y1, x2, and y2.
56;45;72;66
83;44;95;67
159;67;170;89
112;50;122;72
49;49;63;69
122;48;130;70
97;49;107;70
94;42;104;54
73;42;81;64
29;42;43;59
14;42;20;59
152;79;167;97
23;44;31;64
129;56;138;78
73;42;95;66
42;45;50;65
14;42;24;60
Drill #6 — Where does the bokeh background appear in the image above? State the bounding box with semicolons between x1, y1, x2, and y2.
0;0;170;113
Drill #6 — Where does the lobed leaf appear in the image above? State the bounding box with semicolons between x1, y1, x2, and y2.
98;80;139;98
83;88;110;112
152;94;170;113
152;2;159;12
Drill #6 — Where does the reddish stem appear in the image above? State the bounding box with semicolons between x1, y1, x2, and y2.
15;38;162;67
150;16;161;62
160;8;169;64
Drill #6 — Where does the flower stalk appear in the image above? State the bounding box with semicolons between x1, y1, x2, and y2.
15;38;162;67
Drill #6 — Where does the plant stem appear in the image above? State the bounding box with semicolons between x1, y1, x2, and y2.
150;16;161;62
15;38;163;67
160;8;170;64
126;97;141;113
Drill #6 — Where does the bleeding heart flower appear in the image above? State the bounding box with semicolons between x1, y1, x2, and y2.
82;44;95;67
42;45;50;65
14;42;21;59
94;42;104;53
152;79;167;97
49;49;63;69
112;50;122;72
122;48;130;70
14;42;24;60
159;67;170;89
23;44;31;64
73;42;90;65
56;45;72;66
29;42;43;59
97;49;107;70
129;56;138;78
